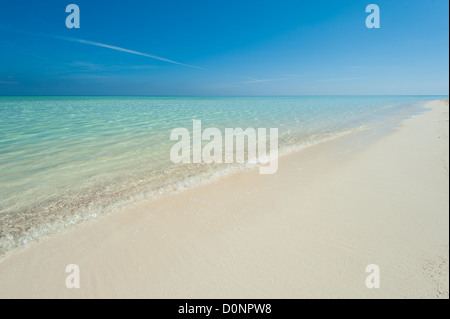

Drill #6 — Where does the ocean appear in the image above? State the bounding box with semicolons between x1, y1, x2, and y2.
0;95;446;254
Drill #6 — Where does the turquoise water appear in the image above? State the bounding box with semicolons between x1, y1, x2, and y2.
0;95;446;254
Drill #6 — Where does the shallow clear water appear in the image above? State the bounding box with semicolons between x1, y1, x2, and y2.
0;95;446;254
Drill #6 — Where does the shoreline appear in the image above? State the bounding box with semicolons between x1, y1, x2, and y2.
0;119;371;258
0;100;448;298
0;97;417;258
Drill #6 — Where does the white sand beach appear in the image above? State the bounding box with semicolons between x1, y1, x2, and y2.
0;100;448;299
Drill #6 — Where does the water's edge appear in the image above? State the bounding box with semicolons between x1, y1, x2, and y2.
0;98;444;258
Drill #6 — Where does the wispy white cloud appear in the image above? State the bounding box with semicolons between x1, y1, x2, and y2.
0;27;204;70
210;76;290;88
348;66;371;70
55;35;204;70
240;76;288;84
67;61;158;72
317;77;362;82
0;80;18;84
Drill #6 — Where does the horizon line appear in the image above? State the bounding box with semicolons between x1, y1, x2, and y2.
0;94;448;98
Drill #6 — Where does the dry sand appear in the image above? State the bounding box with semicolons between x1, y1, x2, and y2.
0;100;448;299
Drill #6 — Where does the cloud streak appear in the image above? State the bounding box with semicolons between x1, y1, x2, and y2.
54;35;204;70
0;81;18;84
317;77;362;82
240;76;288;84
0;27;204;70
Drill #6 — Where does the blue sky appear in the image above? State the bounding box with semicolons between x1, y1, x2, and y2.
0;0;448;96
